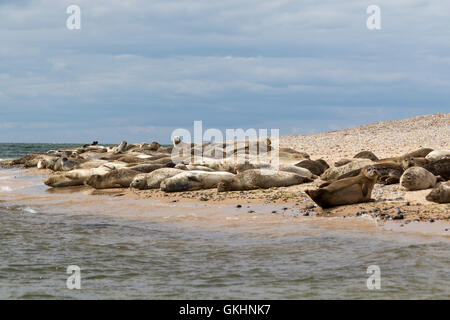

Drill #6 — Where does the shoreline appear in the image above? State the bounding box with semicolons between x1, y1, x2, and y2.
1;113;448;236
1;167;448;237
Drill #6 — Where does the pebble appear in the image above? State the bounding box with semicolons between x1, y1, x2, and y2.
236;204;242;208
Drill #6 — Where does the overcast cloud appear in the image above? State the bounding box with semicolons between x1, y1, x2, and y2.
0;0;449;143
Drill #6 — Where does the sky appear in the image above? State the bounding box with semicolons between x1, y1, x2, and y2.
0;0;449;143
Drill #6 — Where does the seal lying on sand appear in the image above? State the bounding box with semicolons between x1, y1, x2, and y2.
295;159;329;176
402;158;450;181
320;159;373;181
425;150;450;161
174;163;215;172
354;151;379;161
278;165;317;179
126;163;170;173
333;162;404;185
161;171;235;192
401;157;429;169
53;157;80;171
305;166;380;209
44;165;114;188
400;167;437;191
86;168;141;189
113;141;128;154
376;148;434;165
426;181;450;203
217;169;313;192
130;168;184;190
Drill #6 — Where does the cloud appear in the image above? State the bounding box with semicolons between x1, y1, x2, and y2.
0;0;449;143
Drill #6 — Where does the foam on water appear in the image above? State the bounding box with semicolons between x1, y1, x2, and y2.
23;207;37;214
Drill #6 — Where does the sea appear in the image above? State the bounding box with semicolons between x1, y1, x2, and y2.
0;143;449;299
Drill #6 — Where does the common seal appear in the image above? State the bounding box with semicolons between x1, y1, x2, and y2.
320;159;373;181
401;157;429;169
278;165;317;179
126;163;168;173
404;147;434;158
295;159;329;176
334;159;353;167
334;162;404;185
217;169;312;192
86;168;140;189
402;158;450;181
44;165;114;188
279;148;310;159
114;141;128;154
160;171;235;192
376;148;434;165
426;181;450;204
354;151;379;161
425;150;450;162
174;163;215;172
305;166;380;209
130;168;184;190
53;157;80;171
400;167;437;191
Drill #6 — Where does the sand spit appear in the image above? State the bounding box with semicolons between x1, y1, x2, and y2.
1;113;449;227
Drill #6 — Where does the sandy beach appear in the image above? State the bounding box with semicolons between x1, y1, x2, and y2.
89;113;449;224
4;113;448;232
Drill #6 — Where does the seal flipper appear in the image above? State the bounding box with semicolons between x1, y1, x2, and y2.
361;182;369;197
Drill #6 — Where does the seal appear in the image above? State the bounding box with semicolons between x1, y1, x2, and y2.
278;164;317;179
295;159;329;176
426;181;450;204
305;166;380;209
405;147;434;158
402;158;450;181
400;167;437;191
217;169;312;192
44;165;114;188
114;141;128;154
425;150;450;162
334;159;353;167
354;151;379;161
126;163;168;173
53;157;80;171
320;159;374;181
130;168;184;190
174;163;215;172
334;162;404;185
401;157;429;169
86;168;140;189
160;171;236;192
376;148;434;165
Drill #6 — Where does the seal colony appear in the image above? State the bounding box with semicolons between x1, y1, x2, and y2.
1;113;449;223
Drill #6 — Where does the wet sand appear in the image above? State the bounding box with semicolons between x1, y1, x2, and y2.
2;167;449;237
